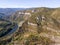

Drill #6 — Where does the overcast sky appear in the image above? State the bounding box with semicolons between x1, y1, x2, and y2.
0;0;60;8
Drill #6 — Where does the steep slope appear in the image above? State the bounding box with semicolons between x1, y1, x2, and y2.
10;11;24;22
15;8;60;45
51;9;60;20
1;7;60;45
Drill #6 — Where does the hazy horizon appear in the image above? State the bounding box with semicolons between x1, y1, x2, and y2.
0;0;60;8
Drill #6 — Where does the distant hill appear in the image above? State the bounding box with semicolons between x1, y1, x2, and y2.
9;7;60;22
0;7;60;22
0;8;26;21
0;8;26;16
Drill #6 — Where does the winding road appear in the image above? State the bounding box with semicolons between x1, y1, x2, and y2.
0;12;31;41
0;20;25;41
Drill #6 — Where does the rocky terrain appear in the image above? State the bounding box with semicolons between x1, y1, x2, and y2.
0;7;60;45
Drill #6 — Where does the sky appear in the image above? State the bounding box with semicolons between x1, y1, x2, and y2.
0;0;60;8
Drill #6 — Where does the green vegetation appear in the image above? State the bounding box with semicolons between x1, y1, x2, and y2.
24;34;53;45
1;7;60;45
0;19;16;37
